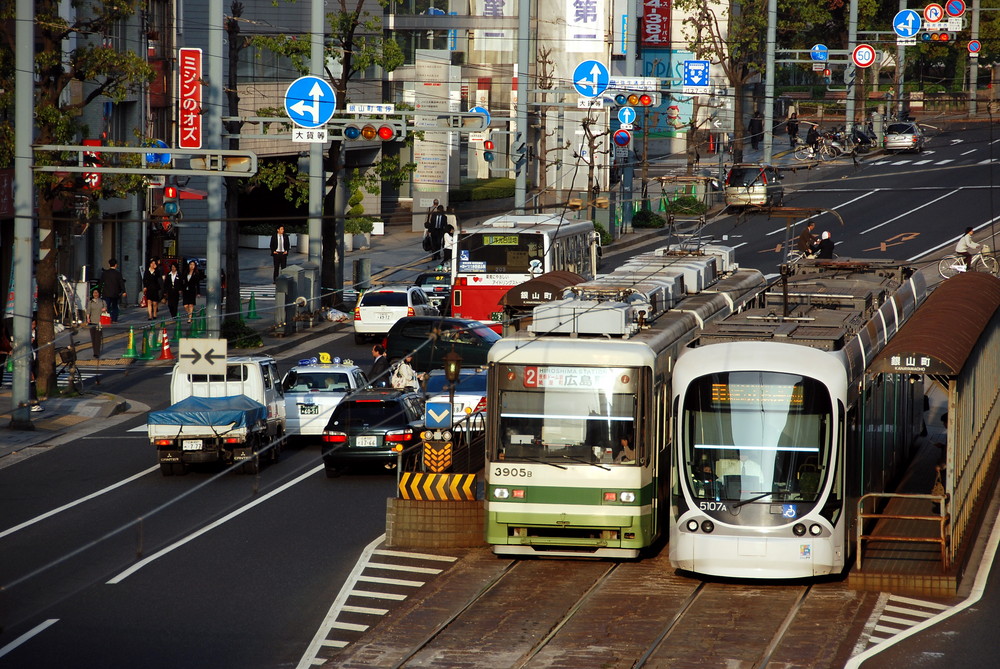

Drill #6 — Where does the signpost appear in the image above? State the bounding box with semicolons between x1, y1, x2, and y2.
613;129;632;147
682;60;711;93
177;338;228;376
425;402;452;429
969;40;981;57
178;48;203;150
284;76;337;130
617;106;636;125
923;3;944;23
852;44;877;69
946;0;966;17
573;60;610;98
893;9;921;38
810;44;829;62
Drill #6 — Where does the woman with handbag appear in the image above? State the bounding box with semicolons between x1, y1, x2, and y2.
142;259;163;320
85;287;106;359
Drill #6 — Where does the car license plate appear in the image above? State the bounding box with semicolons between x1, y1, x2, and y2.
376;311;393;320
182;439;203;451
298;404;319;415
356;435;378;447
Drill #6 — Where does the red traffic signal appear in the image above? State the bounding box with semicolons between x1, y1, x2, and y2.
163;185;179;215
483;139;495;163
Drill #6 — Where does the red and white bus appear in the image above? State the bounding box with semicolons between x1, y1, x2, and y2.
449;214;600;327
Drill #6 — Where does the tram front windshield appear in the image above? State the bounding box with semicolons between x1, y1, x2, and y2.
681;372;831;502
457;233;544;275
494;365;639;465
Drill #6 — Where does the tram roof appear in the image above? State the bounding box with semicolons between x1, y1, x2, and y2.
870;272;1000;376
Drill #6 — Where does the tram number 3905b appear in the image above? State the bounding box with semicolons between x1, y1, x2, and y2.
494;467;533;478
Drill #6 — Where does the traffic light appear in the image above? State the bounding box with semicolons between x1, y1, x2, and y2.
483;139;495;163
822;68;832;85
342;120;406;141
612;91;661;107
512;131;527;164
163;184;180;216
922;31;956;43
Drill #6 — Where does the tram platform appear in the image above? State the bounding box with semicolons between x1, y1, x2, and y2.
848;389;969;598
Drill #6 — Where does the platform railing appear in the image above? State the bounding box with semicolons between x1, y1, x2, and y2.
856;492;950;571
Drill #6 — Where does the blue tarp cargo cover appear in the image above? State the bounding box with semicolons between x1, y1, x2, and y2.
147;395;268;429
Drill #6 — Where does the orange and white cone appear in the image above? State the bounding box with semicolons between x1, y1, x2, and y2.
158;327;175;360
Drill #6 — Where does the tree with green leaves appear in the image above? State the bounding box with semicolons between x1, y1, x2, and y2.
254;0;412;307
0;0;152;397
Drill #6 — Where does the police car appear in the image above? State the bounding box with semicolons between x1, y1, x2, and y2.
280;354;368;441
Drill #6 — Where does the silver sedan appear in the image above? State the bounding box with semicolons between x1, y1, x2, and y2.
883;122;926;153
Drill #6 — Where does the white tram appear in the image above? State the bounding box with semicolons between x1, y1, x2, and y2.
669;261;927;578
485;245;765;557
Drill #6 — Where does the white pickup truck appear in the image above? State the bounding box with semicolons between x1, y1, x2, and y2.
148;355;286;475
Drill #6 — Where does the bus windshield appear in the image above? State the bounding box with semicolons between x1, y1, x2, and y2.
457;232;545;275
680;372;831;503
493;365;639;465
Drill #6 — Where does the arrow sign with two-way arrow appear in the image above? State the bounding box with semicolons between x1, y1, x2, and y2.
178;338;229;376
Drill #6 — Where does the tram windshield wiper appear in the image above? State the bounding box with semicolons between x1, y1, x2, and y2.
553;454;610;470
733;491;776;508
512;455;567;470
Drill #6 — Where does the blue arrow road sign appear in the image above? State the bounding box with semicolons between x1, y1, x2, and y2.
284;76;337;129
573;60;610;98
425;402;452;429
810;44;829;62
469;105;491;128
617;106;636;125
893;9;921;38
682;60;711;89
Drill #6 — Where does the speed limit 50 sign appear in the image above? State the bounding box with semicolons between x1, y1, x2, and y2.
852;44;877;68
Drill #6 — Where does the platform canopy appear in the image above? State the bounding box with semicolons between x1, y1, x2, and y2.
870;272;1000;376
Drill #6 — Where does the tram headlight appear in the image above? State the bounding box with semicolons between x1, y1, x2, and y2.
701;520;715;534
809;524;823;536
619;491;636;503
793;523;807;536
686;519;700;532
493;488;510;499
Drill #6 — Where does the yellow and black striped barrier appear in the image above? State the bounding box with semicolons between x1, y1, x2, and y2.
399;472;476;501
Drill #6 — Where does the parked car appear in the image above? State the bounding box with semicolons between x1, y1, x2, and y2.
383;316;502;372
423;368;488;431
883;122;925;153
414;272;452;314
281;357;367;442
321;389;425;474
724;163;784;207
353;285;438;344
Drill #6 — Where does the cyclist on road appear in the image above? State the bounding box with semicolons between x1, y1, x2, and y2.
956;227;981;269
806;124;822;157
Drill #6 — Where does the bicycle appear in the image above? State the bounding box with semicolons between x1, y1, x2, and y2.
793;138;837;162
938;245;999;279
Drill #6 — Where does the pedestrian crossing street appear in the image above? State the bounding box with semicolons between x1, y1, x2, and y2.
0;369;99;387
240;284;274;302
300;544;457;666
856;593;950;652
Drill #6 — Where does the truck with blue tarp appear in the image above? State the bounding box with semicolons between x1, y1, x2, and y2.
148;355;286;475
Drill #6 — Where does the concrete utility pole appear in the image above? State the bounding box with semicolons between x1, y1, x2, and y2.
762;0;778;163
10;0;34;428
845;0;861;132
307;0;323;305
969;0;981;116
205;0;223;337
514;0;530;213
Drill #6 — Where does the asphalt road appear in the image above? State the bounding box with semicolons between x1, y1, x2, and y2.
2;121;1000;667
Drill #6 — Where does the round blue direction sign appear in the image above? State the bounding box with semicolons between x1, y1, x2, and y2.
145;139;171;165
469;105;491;128
613;129;632;147
810;44;829;62
892;9;921;38
617;107;636;125
284;76;337;129
573;60;610;98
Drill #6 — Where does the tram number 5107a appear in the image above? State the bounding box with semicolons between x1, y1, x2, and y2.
494;467;533;478
699;501;728;512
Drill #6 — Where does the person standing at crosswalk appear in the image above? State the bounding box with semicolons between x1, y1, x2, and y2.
270;225;291;282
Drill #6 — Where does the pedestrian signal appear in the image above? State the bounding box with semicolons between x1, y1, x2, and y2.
483;139;495;163
163;185;180;216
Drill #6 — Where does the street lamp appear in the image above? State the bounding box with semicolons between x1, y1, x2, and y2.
443;349;462;405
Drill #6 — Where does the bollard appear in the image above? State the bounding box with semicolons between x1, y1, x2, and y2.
122;326;138;359
353;258;372;294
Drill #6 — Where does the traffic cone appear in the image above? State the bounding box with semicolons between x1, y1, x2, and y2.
194;307;206;336
708;133;715;153
659;195;667;212
141;327;158;360
158;327;175;360
246;292;260;320
4;354;12;373
173;317;183;341
122;326;138;359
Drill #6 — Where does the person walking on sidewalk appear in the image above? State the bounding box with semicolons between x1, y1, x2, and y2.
270;224;291;282
182;259;202;324
426;205;448;262
142;259;163;320
85;288;105;360
369;344;390;388
163;263;184;319
100;258;126;323
786;112;800;148
748;112;764;151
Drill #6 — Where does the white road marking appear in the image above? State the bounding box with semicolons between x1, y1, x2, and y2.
861;189;961;234
107;464;323;584
0;466;158;540
0;619;59;658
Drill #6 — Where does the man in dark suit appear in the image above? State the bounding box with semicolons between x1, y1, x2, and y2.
100;258;127;322
369;344;390;387
269;225;291;281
